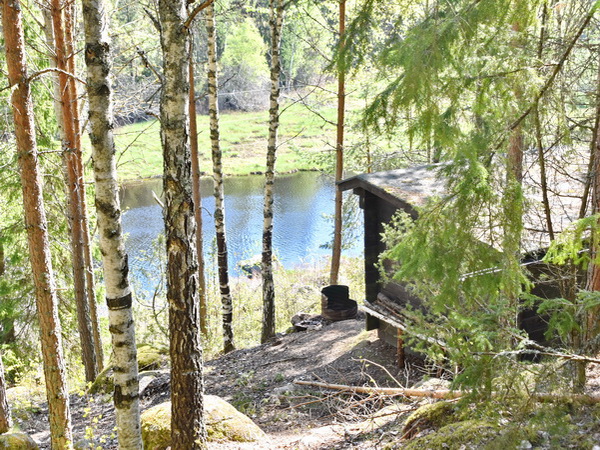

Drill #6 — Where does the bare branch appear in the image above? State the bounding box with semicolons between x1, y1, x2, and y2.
136;47;164;84
184;0;214;29
27;67;86;85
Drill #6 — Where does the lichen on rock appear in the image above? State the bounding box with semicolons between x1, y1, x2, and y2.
0;432;39;449
140;395;266;449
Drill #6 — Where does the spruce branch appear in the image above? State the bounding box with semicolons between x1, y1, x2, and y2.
508;6;597;132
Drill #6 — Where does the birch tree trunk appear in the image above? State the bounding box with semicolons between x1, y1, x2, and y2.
0;239;15;345
2;0;73;446
0;354;10;434
189;38;208;336
261;0;284;344
330;0;346;285
81;0;143;446
159;0;207;447
50;0;98;382
206;2;235;354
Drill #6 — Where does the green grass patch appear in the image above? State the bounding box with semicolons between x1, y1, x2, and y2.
91;102;339;181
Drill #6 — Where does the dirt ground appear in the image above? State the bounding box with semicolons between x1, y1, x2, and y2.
13;315;432;449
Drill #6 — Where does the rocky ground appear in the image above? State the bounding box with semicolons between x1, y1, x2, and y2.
9;315;600;449
10;315;432;449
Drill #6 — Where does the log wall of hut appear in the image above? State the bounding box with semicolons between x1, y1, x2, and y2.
355;187;420;342
342;167;579;352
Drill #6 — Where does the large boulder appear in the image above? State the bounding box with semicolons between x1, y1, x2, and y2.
0;432;38;449
88;345;166;395
137;345;167;371
141;395;266;449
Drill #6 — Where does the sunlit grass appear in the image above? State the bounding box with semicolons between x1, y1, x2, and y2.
97;102;339;181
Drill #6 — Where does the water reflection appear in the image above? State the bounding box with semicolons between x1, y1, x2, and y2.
120;171;362;291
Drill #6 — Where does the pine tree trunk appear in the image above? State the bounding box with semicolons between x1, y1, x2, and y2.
2;0;73;446
206;2;235;354
501;22;525;334
81;0;143;446
330;0;346;285
64;1;104;373
189;38;208;336
585;57;600;349
43;4;103;370
261;0;284;344
0;354;10;434
50;0;98;382
159;0;207;447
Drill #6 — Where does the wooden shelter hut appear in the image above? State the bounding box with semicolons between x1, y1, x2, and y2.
339;163;585;362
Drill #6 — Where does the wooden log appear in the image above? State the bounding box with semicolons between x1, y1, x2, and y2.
293;380;600;405
294;380;462;399
360;302;447;348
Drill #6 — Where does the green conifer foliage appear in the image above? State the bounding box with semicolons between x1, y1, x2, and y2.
348;0;600;391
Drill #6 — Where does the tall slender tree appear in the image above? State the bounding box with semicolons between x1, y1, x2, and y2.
206;1;235;354
0;354;10;434
579;55;600;391
81;0;143;445
159;0;209;446
2;0;73;446
189;37;208;336
50;0;98;382
261;0;284;343
0;254;11;435
330;0;346;285
64;0;104;373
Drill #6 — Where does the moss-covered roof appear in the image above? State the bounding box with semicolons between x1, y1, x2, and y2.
338;164;447;210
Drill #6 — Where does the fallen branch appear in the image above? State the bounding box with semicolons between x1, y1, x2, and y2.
294;380;461;399
293;380;600;405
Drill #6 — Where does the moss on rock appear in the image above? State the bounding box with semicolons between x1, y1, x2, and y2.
88;345;166;395
0;432;38;449
205;395;266;442
402;401;456;438
404;419;499;449
141;402;172;450
137;345;166;371
141;396;266;449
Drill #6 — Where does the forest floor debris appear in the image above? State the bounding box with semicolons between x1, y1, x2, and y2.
11;316;425;448
11;315;600;448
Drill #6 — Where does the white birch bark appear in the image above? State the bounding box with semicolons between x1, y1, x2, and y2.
0;354;10;434
261;0;284;344
81;0;142;446
206;2;234;354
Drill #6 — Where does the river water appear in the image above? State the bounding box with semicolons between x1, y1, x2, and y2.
120;171;362;291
